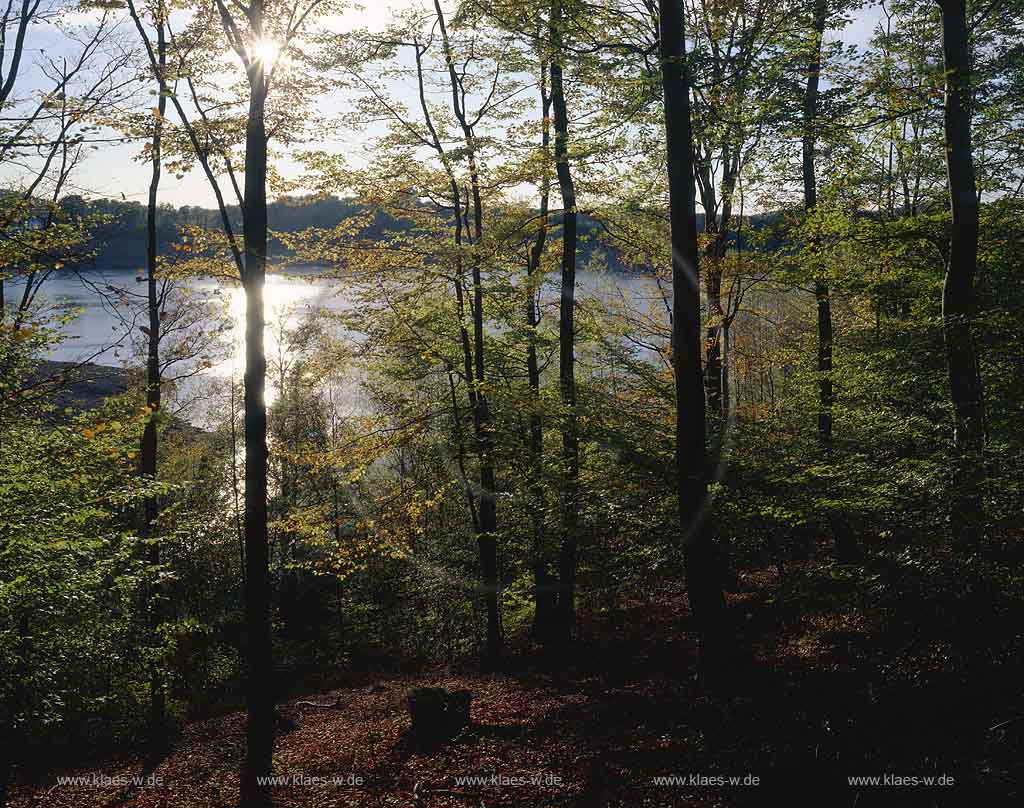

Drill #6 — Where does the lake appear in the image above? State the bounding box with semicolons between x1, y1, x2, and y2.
11;266;668;424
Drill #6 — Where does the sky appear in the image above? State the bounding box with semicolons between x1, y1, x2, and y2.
2;0;887;209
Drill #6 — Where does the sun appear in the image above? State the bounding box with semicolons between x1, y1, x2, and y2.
251;37;283;68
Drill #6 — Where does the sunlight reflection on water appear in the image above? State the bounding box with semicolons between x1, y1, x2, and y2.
17;265;665;425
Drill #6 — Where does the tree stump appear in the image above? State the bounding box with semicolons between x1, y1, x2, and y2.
407;687;472;746
443;689;472;735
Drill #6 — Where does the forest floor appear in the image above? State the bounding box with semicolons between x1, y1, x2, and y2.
8;557;1022;808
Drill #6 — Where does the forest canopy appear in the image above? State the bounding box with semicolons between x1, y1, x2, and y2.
1;0;1022;806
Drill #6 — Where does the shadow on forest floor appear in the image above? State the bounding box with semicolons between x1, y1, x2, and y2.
7;556;1022;807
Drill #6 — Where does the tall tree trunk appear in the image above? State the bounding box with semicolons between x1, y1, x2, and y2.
720;316;731;419
230;374;246;585
703;222;725;417
658;0;729;673
471;260;501;665
549;0;579;641
937;0;984;544
446;366;480;534
803;0;833;444
140;12;167;745
239;5;274;803
432;2;502;662
475;398;501;665
528;61;556;640
701;143;737;423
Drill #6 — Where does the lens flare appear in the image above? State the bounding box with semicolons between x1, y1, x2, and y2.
251;37;282;67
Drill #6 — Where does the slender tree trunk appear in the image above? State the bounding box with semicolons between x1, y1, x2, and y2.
658;0;729;674
432;2;503;663
937;0;984;544
446;178;499;662
230;374;246;586
549;0;580;641
803;0;833;444
329;386;342;544
703;224;725;416
701;145;737;424
528;62;556;640
470;244;501;665
720;317;731;420
815;281;833;436
139;12;167;745
239;6;274;802
446;367;480;534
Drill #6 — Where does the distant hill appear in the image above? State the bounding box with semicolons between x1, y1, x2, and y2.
55;194;780;273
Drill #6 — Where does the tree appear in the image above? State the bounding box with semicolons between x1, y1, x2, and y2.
126;0;333;801
548;0;580;641
430;0;504;663
0;389;166;808
524;54;556;640
228;8;275;796
122;0;171;744
657;0;728;673
936;0;984;543
463;0;627;645
308;3;527;664
687;0;790;418
801;0;833;443
1;4;132;325
861;1;946;220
